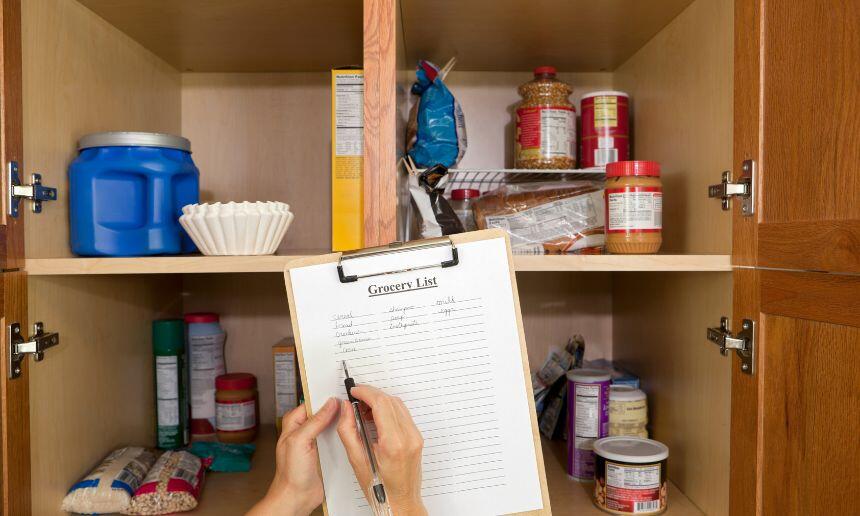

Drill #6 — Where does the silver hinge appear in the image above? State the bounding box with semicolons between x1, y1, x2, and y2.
7;322;60;379
708;159;755;216
707;317;755;375
8;161;58;217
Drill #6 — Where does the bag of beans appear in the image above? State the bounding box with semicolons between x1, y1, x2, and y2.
125;450;209;515
61;446;157;514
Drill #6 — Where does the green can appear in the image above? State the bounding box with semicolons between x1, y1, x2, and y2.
153;319;189;449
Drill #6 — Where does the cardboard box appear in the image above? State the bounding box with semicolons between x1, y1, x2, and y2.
273;338;302;432
331;68;364;251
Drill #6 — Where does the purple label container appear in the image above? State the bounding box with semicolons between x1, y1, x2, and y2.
566;368;611;481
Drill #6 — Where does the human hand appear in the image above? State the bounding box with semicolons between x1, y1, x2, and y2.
247;398;339;516
336;386;427;516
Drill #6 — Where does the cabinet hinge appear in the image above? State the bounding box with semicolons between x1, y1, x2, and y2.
708;159;755;216
8;161;58;217
707;317;755;375
7;322;60;379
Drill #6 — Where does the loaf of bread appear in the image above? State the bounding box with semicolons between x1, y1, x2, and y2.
473;181;605;254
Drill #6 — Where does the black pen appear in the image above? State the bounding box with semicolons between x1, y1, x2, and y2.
342;361;389;511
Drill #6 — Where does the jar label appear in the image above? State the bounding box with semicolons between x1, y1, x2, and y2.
216;400;256;432
599;461;664;514
606;187;663;233
516;106;575;159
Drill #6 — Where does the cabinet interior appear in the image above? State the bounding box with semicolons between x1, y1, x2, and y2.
23;0;732;514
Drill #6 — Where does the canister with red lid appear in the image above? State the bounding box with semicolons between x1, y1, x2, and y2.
215;373;259;443
580;91;630;168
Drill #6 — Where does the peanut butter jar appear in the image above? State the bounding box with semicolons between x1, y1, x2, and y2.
604;161;662;254
215;373;258;443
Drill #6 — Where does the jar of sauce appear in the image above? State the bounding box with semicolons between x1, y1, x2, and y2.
215;373;258;443
605;161;662;254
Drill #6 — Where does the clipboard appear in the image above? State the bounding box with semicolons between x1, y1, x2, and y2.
283;229;552;516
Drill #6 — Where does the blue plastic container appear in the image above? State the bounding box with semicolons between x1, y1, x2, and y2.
69;132;200;256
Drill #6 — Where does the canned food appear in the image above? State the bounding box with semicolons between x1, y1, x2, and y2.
593;436;669;515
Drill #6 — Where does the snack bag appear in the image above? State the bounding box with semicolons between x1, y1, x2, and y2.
406;60;467;168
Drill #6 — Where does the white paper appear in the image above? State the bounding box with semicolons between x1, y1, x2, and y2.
288;237;543;516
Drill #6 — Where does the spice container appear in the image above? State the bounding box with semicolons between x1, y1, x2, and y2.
593;437;669;515
153;319;189;449
449;189;480;232
185;313;227;438
605;161;662;254
515;66;576;169
567;368;611;481
580;91;630;168
215;373;258;443
608;385;648;438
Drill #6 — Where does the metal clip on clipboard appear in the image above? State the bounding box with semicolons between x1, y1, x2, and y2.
337;237;460;283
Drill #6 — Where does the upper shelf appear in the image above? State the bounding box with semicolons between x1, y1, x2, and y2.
400;0;696;71
78;0;362;72
24;253;730;275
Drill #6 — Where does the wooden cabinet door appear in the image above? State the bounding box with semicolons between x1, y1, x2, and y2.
0;0;29;514
731;0;860;514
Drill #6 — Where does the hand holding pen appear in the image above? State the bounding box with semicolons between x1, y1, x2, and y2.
338;368;427;516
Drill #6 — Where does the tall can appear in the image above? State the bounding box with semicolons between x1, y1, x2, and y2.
153;319;189;449
567;368;611;481
580;91;630;168
185;313;227;438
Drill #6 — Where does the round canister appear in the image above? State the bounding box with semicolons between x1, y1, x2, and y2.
604;160;662;254
580;91;630;168
215;373;259;443
185;313;226;438
593;437;669;515
567;369;611;481
69;132;199;256
608;385;648;438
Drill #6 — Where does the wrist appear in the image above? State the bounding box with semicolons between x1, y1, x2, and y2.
254;486;306;516
389;496;427;516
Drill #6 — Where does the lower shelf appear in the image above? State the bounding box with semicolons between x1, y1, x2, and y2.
24;253;730;275
195;429;703;515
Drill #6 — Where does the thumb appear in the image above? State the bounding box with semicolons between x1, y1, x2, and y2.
337;399;372;489
292;397;338;441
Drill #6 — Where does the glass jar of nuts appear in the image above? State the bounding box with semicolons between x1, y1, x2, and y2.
515;66;576;169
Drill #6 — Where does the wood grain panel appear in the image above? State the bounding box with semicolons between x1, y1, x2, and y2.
78;0;362;73
181;73;331;252
614;0;733;254
400;0;695;72
612;272;732;516
761;315;860;515
0;272;29;515
0;0;24;268
28;275;182;516
22;0;181;259
758;0;860;273
758;220;860;274
761;270;860;328
729;268;761;516
731;0;761;266
363;0;398;246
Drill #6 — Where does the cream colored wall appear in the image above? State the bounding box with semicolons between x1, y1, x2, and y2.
181;73;331;253
22;0;182;259
611;0;734;514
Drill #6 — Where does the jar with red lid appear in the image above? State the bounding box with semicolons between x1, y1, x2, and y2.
449;188;480;231
215;373;258;443
515;66;576;169
604;161;662;254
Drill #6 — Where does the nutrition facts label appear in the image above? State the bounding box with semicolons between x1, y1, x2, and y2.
335;74;364;157
607;188;663;232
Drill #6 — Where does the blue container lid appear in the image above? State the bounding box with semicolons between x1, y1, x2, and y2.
78;132;191;152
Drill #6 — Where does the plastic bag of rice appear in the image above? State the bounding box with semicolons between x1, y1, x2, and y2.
125;450;209;515
61;446;157;514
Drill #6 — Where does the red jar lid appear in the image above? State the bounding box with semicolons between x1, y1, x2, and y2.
534;66;557;76
184;312;219;323
606;160;661;178
216;373;257;390
451;189;480;200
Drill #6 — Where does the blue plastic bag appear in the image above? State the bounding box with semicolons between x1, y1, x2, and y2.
406;60;466;168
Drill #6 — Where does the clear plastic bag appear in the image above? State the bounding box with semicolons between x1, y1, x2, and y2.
473;181;605;254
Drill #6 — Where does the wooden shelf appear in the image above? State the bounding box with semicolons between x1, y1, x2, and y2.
24;253;730;276
78;0;362;72
195;429;701;515
401;0;696;72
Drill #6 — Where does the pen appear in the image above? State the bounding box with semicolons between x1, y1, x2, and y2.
342;361;388;508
